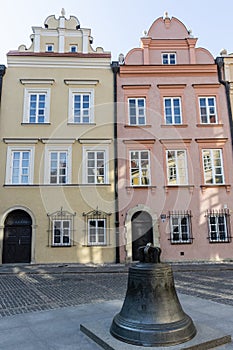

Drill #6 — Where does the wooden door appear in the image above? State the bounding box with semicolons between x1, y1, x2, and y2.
132;211;153;261
2;210;32;263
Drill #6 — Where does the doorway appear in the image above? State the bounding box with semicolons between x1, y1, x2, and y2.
132;211;153;261
2;210;32;263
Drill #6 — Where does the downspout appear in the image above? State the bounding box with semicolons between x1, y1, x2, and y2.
111;61;120;263
0;65;6;103
216;57;233;146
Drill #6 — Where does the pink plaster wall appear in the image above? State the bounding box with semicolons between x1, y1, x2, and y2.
117;16;233;263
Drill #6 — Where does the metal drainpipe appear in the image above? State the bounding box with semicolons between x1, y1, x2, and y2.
215;57;233;147
111;61;120;263
0;65;6;103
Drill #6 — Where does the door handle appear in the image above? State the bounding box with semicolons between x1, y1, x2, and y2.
18;239;21;245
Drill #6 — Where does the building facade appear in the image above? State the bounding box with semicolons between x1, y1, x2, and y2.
0;11;116;264
116;14;233;263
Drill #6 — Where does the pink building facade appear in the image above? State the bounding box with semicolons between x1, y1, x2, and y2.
117;15;233;263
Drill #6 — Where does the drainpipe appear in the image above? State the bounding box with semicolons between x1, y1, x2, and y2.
111;61;120;263
0;65;6;103
216;57;233;146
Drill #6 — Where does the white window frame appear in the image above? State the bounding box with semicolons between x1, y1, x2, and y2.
162;53;176;64
170;214;192;243
202;149;225;185
164;97;182;124
199;97;218;124
23;88;50;123
68;88;94;123
46;44;54;52
208;214;229;243
5;146;35;185
128;98;146;125
44;145;72;184
82;146;109;184
52;219;71;246
130;150;151;186
88;218;106;245
166;150;188;185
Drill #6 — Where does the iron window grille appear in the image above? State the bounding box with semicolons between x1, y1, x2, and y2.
47;207;76;247
83;207;111;246
206;209;231;243
168;211;193;244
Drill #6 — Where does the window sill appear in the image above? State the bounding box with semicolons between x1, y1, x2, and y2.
126;186;156;194
161;124;188;128
200;184;231;193
170;241;193;245
208;240;231;244
4;183;112;187
164;185;194;193
21;122;51;125
124;124;152;128
67;122;96;126
51;245;72;248
83;244;108;247
196;123;224;127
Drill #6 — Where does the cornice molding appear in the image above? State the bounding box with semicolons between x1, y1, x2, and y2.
20;79;55;85
3;138;39;144
78;138;112;144
41;138;76;144
120;64;217;76
64;79;99;85
123;139;155;144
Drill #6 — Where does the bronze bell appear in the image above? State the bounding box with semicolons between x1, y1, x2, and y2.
110;244;197;347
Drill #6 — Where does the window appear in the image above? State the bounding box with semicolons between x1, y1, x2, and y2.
46;44;54;52
86;151;106;184
82;146;108;184
207;210;230;243
202;149;224;184
88;219;106;245
169;212;192;243
70;45;78;52
44;146;72;184
83;208;111;246
199;97;217;124
48;208;75;247
164;97;182;124
166;150;188;185
53;220;71;246
23;89;50;123
6;147;34;185
130;150;150;186
50;151;68;184
162;53;176;64
69;89;94;123
128;98;146;125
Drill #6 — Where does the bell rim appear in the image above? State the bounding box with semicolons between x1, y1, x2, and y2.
110;313;197;347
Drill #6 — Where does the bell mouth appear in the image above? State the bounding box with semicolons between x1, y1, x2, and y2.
110;313;197;347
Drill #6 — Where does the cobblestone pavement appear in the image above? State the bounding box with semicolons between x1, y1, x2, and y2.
0;263;233;318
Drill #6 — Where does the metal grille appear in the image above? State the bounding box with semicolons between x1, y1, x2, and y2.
47;207;76;247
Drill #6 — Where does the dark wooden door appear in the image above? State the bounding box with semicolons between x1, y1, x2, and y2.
2;210;32;263
132;211;153;261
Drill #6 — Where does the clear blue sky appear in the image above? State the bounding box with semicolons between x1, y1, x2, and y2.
1;0;233;64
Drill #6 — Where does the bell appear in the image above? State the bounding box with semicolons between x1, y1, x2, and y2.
110;244;197;347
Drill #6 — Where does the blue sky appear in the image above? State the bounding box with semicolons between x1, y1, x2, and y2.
1;0;233;64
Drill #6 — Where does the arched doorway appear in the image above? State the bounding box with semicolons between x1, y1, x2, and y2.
2;210;32;263
132;211;153;261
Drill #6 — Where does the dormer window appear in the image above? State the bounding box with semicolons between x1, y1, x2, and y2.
70;45;78;53
162;53;176;65
46;44;54;52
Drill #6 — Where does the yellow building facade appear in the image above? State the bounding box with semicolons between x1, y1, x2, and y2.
0;11;116;264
